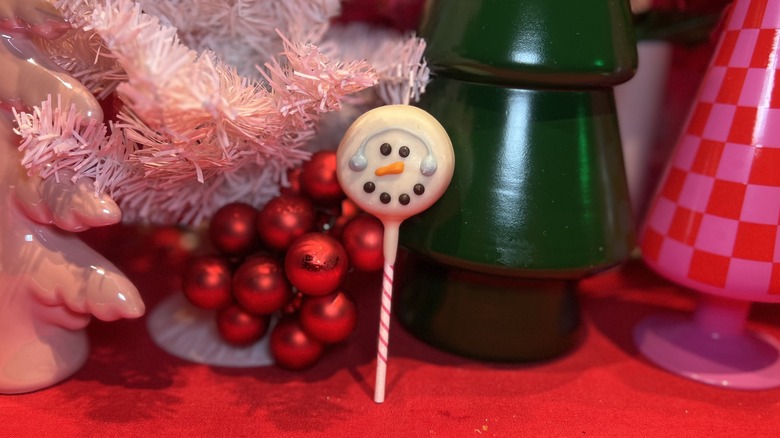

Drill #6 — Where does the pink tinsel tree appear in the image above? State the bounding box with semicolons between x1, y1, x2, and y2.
14;0;429;224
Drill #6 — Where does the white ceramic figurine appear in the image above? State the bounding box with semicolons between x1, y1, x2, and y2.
0;0;143;394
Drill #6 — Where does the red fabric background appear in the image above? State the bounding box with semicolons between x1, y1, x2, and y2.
3;4;779;435
1;223;779;437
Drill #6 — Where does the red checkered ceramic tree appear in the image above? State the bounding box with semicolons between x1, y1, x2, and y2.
636;0;780;389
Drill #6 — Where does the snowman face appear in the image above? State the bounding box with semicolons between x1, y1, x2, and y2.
336;105;454;223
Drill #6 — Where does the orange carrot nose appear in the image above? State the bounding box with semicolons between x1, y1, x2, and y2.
375;161;404;176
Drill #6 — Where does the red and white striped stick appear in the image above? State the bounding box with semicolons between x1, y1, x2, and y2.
374;221;401;403
374;260;394;403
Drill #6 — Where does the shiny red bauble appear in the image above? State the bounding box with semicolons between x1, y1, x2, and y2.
98;91;123;124
280;167;302;196
256;194;316;251
282;292;304;315
209;202;259;257
147;225;195;268
341;214;384;271
299;291;357;344
270;317;325;370
300;150;345;206
216;304;270;346
232;255;291;315
284;233;349;296
328;198;361;239
182;255;233;310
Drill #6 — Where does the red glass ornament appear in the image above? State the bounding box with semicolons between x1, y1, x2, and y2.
300;150;345;206
256;194;316;251
209;202;259;257
281;291;304;315
280;167;302;196
148;226;196;267
284;233;349;296
341;214;384;272
216;304;270;346
98;91;123;124
270;317;325;370
327;199;360;239
182;255;233;310
300;291;358;344
232;255;291;315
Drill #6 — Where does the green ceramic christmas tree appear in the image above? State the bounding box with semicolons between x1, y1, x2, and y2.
397;0;637;361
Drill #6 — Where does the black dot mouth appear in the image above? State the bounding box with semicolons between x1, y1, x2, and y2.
361;181;426;206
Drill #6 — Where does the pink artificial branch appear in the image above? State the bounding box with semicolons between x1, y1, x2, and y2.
15;0;382;225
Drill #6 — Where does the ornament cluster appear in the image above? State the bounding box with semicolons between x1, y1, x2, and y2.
181;151;385;370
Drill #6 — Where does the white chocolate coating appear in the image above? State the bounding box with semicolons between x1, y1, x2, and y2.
336;105;454;224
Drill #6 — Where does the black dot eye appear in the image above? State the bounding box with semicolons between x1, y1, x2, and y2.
399;146;410;158
363;181;375;193
380;192;391;204
399;194;410;205
380;143;392;156
413;184;425;195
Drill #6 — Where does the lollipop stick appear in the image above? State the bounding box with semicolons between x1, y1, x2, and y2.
374;221;400;403
374;260;394;403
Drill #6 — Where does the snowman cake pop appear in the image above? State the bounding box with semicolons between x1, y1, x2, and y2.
336;105;454;403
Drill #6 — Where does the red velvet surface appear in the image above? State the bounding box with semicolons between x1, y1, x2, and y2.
2;10;777;434
1;224;779;437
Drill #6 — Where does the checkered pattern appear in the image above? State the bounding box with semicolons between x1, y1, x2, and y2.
641;0;780;299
